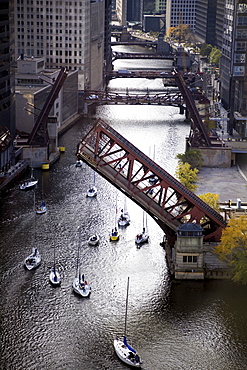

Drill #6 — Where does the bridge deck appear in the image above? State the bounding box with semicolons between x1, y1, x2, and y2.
77;119;226;245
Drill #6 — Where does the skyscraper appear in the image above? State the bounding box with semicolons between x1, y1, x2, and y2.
0;0;15;172
220;1;247;136
14;0;106;90
166;0;196;34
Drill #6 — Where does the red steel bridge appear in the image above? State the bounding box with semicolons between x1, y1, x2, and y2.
77;119;226;246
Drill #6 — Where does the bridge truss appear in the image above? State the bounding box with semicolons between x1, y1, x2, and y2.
77;119;226;246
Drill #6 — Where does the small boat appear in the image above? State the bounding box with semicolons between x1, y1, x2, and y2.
36;201;46;214
19;167;38;190
75;159;83;167
88;234;100;246
49;245;61;286
148;145;158;184
87;171;97;197
118;209;130;227
110;193;120;241
24;192;41;270
87;185;97;197
24;247;41;270
118;197;130;227
135;212;149;246
72;242;91;297
36;175;46;214
110;227;119;242
114;277;142;368
149;174;158;184
72;274;91;297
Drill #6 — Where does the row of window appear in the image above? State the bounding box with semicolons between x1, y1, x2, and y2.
183;256;198;263
17;1;83;6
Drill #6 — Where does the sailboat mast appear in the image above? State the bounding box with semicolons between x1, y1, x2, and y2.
33;189;36;244
124;276;130;337
53;245;56;270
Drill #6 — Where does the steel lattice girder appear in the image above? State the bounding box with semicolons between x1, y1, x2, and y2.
77;119;226;244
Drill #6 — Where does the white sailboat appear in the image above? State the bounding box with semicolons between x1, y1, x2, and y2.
118;197;130;227
49;245;61;286
75;159;83;167
88;234;100;246
87;170;97;197
19;167;38;190
114;277;142;368
135;211;149;246
36;175;47;214
149;145;158;184
72;242;91;297
24;191;41;270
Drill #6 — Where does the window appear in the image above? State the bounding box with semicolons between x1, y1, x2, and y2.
235;54;246;63
182;255;198;263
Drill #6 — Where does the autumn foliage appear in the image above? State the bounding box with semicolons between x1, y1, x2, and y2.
175;162;198;191
198;193;220;213
215;215;247;284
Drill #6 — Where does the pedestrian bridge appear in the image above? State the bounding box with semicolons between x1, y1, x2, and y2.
77;119;226;246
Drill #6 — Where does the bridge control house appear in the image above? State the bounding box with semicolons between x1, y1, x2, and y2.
173;223;230;280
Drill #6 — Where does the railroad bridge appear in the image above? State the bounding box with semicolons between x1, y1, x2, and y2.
77;119;226;247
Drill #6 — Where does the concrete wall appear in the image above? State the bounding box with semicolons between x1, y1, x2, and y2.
22;147;48;168
199;147;232;167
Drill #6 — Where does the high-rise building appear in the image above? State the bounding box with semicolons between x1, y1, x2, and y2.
155;0;166;14
14;0;106;91
0;0;15;173
166;0;196;35
116;0;143;26
220;1;247;136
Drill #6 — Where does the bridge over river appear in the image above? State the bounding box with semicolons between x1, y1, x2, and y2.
77;119;226;247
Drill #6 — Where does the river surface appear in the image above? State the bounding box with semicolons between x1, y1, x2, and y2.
0;46;247;370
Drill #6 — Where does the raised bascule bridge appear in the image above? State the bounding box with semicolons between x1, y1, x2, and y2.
77;118;226;250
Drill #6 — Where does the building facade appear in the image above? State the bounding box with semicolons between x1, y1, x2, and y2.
116;0;143;26
166;0;196;35
14;0;105;91
15;57;78;134
220;1;247;137
0;0;15;173
155;0;166;14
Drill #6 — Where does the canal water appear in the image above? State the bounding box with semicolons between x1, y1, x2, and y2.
0;46;247;370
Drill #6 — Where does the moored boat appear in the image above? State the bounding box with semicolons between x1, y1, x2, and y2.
114;277;142;368
110;227;119;241
75;160;83;167
72;239;91;297
19;168;38;190
24;247;41;270
36;201;46;214
135;212;149;246
88;234;100;246
49;245;61;286
87;171;97;197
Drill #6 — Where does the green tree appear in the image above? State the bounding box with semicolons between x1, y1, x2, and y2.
177;149;203;169
209;47;221;67
215;215;247;284
200;43;212;57
198;193;220;212
175;162;198;191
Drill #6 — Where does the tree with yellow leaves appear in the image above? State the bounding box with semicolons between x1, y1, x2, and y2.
215;215;247;284
198;193;220;213
175;162;198;191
